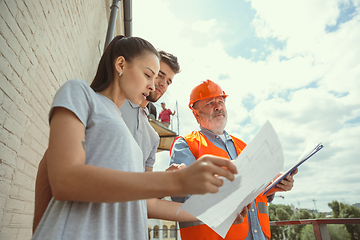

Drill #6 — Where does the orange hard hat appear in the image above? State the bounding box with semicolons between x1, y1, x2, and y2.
189;79;228;109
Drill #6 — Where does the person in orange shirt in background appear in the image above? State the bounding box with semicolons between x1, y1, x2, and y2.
158;102;175;127
170;79;298;240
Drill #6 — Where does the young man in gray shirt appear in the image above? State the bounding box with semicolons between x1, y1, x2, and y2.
120;50;181;172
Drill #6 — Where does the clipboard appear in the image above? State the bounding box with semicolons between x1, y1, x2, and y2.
262;142;324;195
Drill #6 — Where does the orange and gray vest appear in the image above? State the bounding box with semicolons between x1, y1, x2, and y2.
175;131;271;240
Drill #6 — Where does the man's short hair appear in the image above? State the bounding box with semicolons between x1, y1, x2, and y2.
158;50;181;74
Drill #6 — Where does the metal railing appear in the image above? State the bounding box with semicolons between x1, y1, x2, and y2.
270;218;360;240
148;219;360;239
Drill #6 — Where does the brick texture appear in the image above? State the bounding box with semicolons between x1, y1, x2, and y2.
0;0;124;238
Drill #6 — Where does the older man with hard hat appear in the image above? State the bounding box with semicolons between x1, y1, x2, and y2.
170;79;298;240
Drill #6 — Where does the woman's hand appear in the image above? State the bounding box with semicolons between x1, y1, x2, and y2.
172;154;237;196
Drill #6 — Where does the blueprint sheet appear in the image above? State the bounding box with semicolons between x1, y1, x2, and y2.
178;120;284;238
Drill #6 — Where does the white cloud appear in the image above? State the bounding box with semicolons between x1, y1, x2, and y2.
134;0;360;212
191;19;219;33
250;0;339;41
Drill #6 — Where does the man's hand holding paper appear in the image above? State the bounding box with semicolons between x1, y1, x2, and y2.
264;168;298;196
232;202;253;225
275;168;298;192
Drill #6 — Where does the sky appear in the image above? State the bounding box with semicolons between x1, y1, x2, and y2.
132;0;360;213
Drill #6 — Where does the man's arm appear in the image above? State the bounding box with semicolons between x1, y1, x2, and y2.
144;137;160;172
170;137;197;167
33;150;53;234
169;137;197;203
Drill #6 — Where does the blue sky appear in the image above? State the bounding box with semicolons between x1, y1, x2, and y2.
133;0;360;213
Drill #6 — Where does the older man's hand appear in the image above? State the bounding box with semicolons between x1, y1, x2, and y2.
166;163;186;172
233;202;253;225
276;168;298;192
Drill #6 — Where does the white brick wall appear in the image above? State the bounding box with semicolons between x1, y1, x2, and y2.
0;0;124;239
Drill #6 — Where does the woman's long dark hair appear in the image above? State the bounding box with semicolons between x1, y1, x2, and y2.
90;35;160;92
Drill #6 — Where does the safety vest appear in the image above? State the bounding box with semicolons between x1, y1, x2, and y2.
175;131;271;240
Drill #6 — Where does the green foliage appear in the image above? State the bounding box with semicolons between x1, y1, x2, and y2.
328;201;360;240
288;209;313;240
339;204;360;219
269;204;294;239
270;226;285;240
299;223;351;240
328;200;340;218
340;205;360;240
269;204;294;220
316;212;326;218
269;202;360;240
300;225;315;240
276;207;290;221
328;224;351;240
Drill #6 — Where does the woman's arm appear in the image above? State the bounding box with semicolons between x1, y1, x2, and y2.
147;198;196;221
33;151;52;234
147;198;251;224
48;107;238;203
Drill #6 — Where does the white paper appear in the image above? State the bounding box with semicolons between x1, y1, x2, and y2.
178;120;284;238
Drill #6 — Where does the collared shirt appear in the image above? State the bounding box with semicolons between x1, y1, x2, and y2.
170;126;269;240
120;100;160;168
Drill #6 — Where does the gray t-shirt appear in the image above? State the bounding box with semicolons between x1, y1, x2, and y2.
120;100;160;168
32;79;148;240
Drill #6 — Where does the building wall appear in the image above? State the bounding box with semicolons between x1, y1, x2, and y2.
148;219;180;240
0;0;124;239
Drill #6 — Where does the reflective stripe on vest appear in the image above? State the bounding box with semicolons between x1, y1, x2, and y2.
258;202;268;215
256;194;271;238
180;131;271;240
179;220;204;228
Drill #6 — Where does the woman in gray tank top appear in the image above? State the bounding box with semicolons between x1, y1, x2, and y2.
32;36;242;240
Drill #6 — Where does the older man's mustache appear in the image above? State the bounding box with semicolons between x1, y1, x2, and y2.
212;110;225;118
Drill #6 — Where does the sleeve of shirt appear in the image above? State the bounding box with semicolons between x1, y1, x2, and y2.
49;79;91;127
144;136;160;168
267;193;275;203
169;137;197;203
169;137;197;167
